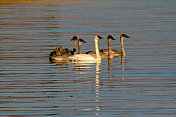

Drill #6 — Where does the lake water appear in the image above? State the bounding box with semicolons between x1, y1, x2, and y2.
0;0;176;116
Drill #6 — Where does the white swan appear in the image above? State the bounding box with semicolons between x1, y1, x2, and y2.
68;35;102;62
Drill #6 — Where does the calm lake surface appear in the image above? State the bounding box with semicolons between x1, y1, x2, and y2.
0;0;176;116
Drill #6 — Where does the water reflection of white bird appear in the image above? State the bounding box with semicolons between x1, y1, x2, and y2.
95;61;100;114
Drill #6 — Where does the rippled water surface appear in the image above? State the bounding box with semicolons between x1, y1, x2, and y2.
0;0;176;116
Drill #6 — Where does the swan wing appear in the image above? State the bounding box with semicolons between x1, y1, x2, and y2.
68;54;95;60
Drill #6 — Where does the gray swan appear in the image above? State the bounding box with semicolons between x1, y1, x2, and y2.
49;39;86;62
101;34;130;57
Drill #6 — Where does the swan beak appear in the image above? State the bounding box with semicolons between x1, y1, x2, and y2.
98;36;103;39
82;40;86;43
83;40;86;43
126;35;131;38
111;37;115;40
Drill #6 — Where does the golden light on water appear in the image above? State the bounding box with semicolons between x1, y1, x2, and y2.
0;0;92;5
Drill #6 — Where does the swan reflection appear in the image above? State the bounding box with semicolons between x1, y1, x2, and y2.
71;60;101;115
95;61;100;114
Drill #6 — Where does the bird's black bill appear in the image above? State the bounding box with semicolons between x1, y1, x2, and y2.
108;35;115;40
126;35;130;38
79;39;86;43
97;36;103;39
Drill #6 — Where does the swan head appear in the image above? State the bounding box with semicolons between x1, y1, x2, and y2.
121;34;130;38
107;35;115;40
56;45;62;49
71;36;77;41
95;35;103;40
78;39;86;43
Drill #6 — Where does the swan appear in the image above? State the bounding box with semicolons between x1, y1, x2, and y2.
49;45;71;62
68;35;103;62
49;45;62;58
49;38;86;62
100;35;120;57
85;37;108;60
49;36;78;58
101;34;130;56
77;39;86;54
70;36;78;55
60;36;78;55
119;34;130;56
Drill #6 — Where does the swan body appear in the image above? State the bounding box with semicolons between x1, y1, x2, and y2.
85;51;108;60
49;45;71;62
100;49;121;56
50;54;71;61
68;35;102;62
68;54;96;61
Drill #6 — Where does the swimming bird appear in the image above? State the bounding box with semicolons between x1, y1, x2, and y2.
70;36;78;55
68;35;103;62
49;45;71;62
119;34;130;56
100;35;120;57
77;39;86;54
49;36;78;59
101;34;130;57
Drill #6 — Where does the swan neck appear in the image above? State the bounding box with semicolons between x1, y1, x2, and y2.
73;40;77;55
56;46;61;56
78;41;81;54
108;39;111;56
120;36;125;56
95;39;101;59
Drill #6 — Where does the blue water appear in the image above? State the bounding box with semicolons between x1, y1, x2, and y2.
0;0;176;116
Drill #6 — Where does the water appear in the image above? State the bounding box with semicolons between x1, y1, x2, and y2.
0;0;176;116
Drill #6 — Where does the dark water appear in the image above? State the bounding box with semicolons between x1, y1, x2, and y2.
0;0;176;116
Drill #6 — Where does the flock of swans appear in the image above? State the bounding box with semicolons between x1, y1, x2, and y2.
49;34;130;63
